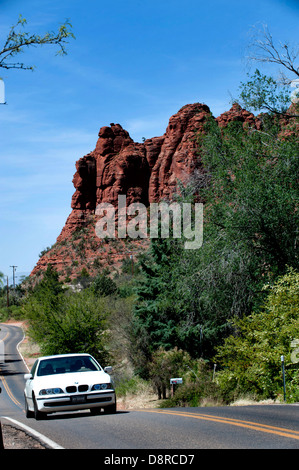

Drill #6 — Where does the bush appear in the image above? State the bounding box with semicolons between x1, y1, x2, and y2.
0;305;22;322
215;268;299;403
148;347;221;405
91;273;118;297
160;360;221;408
22;265;111;365
148;347;191;399
115;376;148;398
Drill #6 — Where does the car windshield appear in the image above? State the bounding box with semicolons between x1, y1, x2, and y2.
36;355;101;376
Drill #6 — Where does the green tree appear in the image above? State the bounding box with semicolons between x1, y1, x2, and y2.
91;273;118;297
0;14;74;71
130;236;197;376
25;265;64;337
132;108;298;369
55;290;109;364
131;30;298;371
184;113;298;354
0;271;4;287
148;347;191;399
215;268;299;402
239;69;292;116
23;265;110;365
199;116;298;274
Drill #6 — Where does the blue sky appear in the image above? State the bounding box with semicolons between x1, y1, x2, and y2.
0;0;298;283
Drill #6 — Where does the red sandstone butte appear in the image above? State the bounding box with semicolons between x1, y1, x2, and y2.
30;103;259;279
51;103;211;246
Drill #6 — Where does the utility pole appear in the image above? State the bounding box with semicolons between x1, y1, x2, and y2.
10;265;17;289
6;276;9;307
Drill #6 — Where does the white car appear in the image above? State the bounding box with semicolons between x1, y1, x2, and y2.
24;353;116;420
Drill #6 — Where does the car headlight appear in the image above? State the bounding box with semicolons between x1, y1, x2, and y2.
91;383;112;391
39;388;64;395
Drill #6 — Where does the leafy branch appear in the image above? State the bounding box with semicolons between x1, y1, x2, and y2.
0;14;75;71
239;69;294;116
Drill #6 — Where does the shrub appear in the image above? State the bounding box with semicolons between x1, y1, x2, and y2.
148;347;191;399
159;360;221;408
215;268;299;402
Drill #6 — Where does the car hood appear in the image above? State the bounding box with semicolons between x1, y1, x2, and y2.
31;370;112;389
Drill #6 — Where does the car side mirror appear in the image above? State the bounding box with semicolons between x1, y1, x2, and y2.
24;373;33;380
104;366;112;374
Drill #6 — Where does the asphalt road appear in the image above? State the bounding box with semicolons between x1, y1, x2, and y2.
1;322;299;452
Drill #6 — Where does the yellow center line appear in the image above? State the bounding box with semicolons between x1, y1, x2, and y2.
140;409;299;441
0;375;22;408
0;329;23;410
0;331;9;343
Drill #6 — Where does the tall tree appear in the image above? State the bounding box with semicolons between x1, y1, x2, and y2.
215;268;299;402
130;238;183;376
131;29;298;371
131;109;298;368
23;265;110;364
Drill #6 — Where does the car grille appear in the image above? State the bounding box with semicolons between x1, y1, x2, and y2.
66;385;88;393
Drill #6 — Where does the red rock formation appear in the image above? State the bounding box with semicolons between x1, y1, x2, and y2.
216;102;259;129
71;154;97;210
31;102;259;280
95;124;150;208
148;103;210;202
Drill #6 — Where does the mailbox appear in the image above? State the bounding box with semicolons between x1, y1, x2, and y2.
170;378;183;384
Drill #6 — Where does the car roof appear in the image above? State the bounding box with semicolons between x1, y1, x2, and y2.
37;353;92;361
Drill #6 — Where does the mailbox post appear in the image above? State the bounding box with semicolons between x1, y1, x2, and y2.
281;355;286;402
170;378;183;397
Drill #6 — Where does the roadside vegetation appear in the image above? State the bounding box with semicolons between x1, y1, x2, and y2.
0;28;298;406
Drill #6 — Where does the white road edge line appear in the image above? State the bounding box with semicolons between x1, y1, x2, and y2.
16;325;30;372
1;327;64;449
1;416;65;449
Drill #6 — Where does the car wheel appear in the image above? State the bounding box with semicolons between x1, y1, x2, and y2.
90;407;102;415
24;394;33;418
104;402;116;414
33;394;46;420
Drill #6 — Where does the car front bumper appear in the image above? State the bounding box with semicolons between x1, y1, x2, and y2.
36;391;116;413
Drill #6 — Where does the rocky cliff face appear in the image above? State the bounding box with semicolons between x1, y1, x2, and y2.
31;103;259;280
